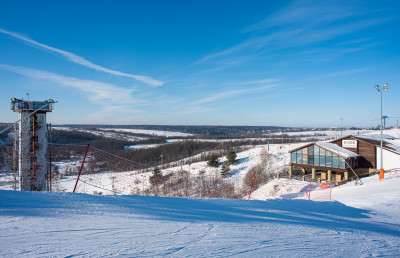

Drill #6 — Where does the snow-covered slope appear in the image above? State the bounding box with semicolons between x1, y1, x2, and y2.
1;172;400;257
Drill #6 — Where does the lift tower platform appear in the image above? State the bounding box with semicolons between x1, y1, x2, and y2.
11;98;56;191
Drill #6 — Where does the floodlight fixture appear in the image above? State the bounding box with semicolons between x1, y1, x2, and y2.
383;83;388;91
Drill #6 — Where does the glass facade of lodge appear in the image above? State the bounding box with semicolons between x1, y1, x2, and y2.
291;145;346;169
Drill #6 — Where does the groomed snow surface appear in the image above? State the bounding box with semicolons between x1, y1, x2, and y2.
1;128;400;256
1;173;399;257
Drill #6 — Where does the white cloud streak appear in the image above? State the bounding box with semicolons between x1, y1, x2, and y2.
311;68;368;80
192;84;278;105
0;63;144;105
0;28;164;87
84;105;142;122
197;1;389;65
244;0;361;32
243;78;280;85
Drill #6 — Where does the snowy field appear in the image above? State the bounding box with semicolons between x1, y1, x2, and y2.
1;129;400;256
47;143;299;195
268;129;373;137
53;127;148;141
4;129;399;196
99;128;194;137
1;172;399;257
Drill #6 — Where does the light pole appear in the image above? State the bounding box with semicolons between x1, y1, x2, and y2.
375;83;388;172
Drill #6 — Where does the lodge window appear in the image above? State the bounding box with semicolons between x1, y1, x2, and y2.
297;151;302;163
314;155;320;166
339;157;345;169
332;154;338;168
291;145;348;169
326;156;332;167
308;145;313;154
320;155;325;166
308;154;313;165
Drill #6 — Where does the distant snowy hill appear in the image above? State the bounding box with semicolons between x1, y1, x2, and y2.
1;172;400;256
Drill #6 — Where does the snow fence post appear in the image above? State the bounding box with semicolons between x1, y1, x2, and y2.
73;144;90;193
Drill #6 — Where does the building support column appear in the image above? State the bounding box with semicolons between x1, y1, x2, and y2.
335;174;341;185
328;170;332;181
344;171;349;181
289;166;292;180
312;168;316;180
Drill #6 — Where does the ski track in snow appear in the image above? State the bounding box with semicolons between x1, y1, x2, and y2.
1;182;400;257
1;129;400;256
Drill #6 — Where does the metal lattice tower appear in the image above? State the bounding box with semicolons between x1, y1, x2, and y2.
10;98;56;191
382;116;389;129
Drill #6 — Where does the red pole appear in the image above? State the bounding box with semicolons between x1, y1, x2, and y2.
248;172;256;200
73;144;90;193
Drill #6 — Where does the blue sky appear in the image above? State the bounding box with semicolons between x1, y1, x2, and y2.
0;0;399;127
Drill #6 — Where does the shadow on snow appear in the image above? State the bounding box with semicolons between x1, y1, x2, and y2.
0;190;399;237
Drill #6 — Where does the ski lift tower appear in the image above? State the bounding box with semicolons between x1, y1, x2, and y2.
11;98;56;191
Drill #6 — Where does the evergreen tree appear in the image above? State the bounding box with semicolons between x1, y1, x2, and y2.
220;162;231;177
207;153;220;167
150;167;163;185
226;149;237;165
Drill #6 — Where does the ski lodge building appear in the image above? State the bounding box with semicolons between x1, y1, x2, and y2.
288;134;400;182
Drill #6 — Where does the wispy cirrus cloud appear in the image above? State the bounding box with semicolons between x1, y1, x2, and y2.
197;1;390;65
311;68;369;80
0;28;164;87
192;84;278;105
84;105;142;122
243;78;280;85
244;0;361;32
0;63;144;105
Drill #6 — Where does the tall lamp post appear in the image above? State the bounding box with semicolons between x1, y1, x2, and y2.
375;83;388;174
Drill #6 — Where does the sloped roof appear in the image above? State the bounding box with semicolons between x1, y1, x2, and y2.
357;134;396;141
315;142;359;158
288;141;359;158
332;134;400;155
